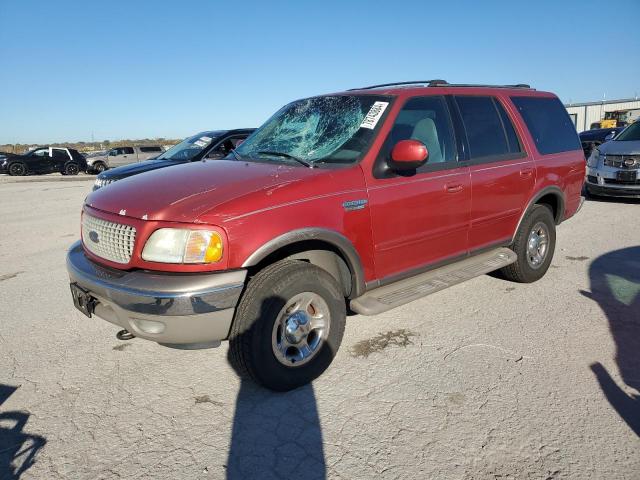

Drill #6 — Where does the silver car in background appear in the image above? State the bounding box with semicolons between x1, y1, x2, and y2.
585;122;640;198
86;145;163;173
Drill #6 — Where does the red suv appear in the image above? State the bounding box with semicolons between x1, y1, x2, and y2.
67;80;585;391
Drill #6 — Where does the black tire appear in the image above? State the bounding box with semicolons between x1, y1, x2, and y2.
92;162;106;173
228;260;346;391
8;162;27;176
500;205;556;283
64;163;80;175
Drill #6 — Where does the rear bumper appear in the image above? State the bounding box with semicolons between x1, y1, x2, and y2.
66;241;246;348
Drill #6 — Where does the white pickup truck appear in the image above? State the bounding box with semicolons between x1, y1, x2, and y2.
86;145;163;172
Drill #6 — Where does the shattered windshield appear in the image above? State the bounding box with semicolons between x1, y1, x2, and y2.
235;95;392;166
156;131;225;161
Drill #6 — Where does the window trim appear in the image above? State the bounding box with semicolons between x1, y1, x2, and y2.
451;94;527;166
372;94;462;179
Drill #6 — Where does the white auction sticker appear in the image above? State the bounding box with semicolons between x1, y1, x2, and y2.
360;101;389;129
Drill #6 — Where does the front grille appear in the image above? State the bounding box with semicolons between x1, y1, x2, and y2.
82;214;136;264
603;178;640;186
603;154;640;169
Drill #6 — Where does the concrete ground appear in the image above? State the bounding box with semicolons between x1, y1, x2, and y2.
0;176;638;480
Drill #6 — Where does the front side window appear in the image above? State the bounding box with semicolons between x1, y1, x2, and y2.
235;95;392;166
511;96;581;155
156;132;224;161
615;122;640;141
32;148;49;157
455;96;512;160
122;147;135;155
378;95;456;169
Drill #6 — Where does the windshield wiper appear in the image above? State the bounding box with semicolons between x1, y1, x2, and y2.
257;150;313;168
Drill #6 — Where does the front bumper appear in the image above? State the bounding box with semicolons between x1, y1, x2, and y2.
586;165;640;198
66;241;246;348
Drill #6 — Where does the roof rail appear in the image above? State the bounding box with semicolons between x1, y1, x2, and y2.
348;80;448;91
349;80;533;91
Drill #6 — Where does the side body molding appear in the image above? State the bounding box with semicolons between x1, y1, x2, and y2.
512;186;566;242
241;228;366;298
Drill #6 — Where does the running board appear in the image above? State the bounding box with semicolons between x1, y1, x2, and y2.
350;248;517;315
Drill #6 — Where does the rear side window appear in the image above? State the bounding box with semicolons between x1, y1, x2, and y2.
511;96;581;154
122;147;135;155
140;146;162;153
455;96;520;160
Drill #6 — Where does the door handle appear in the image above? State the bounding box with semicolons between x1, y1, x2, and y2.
520;168;534;178
445;183;463;193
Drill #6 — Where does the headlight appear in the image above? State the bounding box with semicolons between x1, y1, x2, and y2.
587;149;600;167
142;228;223;264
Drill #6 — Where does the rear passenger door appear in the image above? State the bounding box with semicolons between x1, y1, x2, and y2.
367;95;471;280
452;95;534;252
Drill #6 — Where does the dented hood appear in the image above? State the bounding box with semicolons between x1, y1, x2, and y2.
85;159;322;223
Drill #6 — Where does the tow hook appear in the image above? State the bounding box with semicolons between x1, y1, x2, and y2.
116;329;135;341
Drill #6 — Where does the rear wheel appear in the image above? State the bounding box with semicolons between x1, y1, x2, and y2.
64;163;80;175
500;205;556;283
228;260;346;391
8;162;27;176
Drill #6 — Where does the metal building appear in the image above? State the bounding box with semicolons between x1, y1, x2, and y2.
565;98;640;133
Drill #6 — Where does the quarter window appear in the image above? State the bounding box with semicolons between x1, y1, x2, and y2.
455;96;513;160
511;96;581;155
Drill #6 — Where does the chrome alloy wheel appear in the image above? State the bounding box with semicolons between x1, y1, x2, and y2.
271;292;331;367
526;221;549;269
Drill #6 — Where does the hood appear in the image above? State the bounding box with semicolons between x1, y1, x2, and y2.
599;140;640;155
86;159;332;223
100;158;182;180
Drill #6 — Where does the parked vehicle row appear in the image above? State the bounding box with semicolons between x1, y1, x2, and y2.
0;147;88;176
66;80;585;391
93;129;254;190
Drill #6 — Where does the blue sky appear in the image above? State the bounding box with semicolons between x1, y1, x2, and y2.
1;0;639;144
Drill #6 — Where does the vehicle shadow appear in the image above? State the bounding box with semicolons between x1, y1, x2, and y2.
0;384;47;480
581;246;640;436
225;297;327;480
585;194;640;205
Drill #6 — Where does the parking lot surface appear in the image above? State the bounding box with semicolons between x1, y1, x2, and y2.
0;178;638;479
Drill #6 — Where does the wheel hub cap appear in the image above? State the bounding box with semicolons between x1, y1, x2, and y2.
526;222;549;269
271;292;330;367
284;311;309;344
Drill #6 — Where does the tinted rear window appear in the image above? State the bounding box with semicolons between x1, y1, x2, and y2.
455;96;512;160
511;96;580;155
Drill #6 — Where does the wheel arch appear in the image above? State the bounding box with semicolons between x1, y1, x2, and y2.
512;186;565;242
241;228;366;299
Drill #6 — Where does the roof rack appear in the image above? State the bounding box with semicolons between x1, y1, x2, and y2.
348;80;448;90
349;80;533;91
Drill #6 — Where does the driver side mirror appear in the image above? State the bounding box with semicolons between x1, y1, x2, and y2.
390;139;429;170
604;132;616;141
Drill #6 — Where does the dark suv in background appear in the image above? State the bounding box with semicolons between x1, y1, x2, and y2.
1;147;87;176
93;128;255;190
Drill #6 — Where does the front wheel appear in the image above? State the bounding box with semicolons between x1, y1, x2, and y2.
500;205;556;283
92;162;106;173
228;260;346;391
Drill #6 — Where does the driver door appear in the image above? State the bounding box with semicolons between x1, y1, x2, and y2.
366;95;471;280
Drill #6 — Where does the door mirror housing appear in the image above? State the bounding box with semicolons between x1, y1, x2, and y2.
390;139;429;170
604;132;616;141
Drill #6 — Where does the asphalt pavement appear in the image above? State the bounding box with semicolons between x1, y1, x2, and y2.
0;177;638;479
